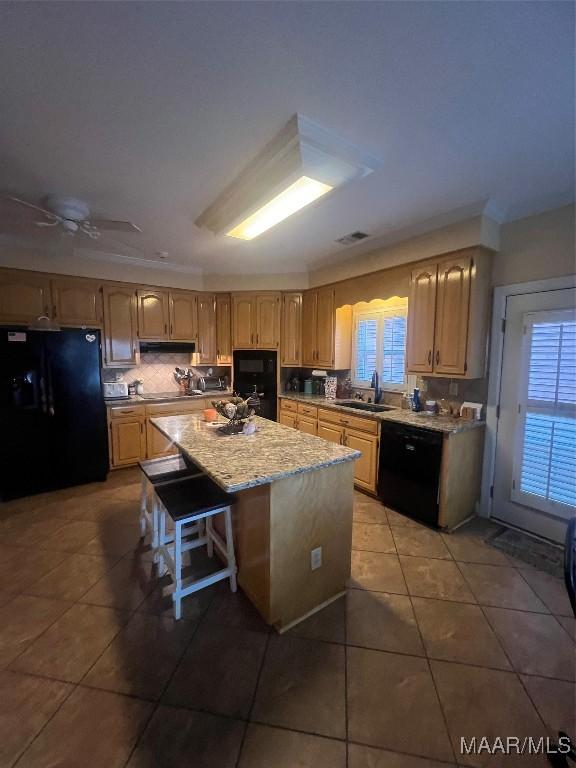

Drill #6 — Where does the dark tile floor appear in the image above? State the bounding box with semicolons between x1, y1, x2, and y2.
0;469;574;767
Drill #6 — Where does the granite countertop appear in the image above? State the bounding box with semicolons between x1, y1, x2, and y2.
105;390;233;406
151;414;360;493
279;393;484;434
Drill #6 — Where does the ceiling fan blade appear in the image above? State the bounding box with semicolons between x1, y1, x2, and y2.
78;228;145;253
89;219;142;234
4;195;60;222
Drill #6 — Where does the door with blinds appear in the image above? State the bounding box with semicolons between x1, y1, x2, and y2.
493;287;575;543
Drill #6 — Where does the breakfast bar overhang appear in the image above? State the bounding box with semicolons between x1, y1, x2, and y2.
151;414;360;631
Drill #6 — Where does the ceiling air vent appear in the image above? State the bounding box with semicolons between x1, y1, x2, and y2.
335;230;370;246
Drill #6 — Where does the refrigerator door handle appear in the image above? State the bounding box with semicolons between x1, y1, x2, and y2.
46;356;55;417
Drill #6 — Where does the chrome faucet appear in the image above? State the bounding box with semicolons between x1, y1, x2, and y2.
371;370;382;404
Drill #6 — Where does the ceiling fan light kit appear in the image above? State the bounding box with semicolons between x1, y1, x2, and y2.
194;113;382;240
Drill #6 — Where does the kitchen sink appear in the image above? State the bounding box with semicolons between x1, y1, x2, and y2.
335;400;396;413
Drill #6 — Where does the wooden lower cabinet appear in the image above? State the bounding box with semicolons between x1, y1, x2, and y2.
343;428;378;492
297;415;317;436
279;411;298;429
317;421;344;445
146;420;176;459
110;418;147;467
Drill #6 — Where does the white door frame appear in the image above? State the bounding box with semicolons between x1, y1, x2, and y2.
480;274;576;520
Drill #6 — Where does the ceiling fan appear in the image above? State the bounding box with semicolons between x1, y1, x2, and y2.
3;194;142;240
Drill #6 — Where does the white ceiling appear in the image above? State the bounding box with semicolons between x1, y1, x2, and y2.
0;1;573;274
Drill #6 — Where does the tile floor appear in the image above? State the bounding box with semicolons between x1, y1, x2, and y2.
0;471;574;768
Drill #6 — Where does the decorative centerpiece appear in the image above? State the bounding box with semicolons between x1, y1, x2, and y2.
211;396;257;435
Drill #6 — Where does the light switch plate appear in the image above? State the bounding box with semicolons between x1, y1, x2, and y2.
311;546;322;571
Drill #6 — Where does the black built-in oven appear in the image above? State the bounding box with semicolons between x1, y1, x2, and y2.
233;350;277;421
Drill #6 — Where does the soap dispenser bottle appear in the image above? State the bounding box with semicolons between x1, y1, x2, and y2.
412;387;422;412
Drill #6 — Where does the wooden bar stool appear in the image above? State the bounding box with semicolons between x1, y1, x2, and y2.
138;455;203;554
155;475;238;620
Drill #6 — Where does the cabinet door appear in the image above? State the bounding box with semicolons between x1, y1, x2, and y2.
281;292;302;366
110;419;146;467
344;428;378;492
0;271;52;324
255;294;280;348
279;411;298;429
216;294;232;363
406;264;437;373
52;278;102;327
434;255;472;376
146;420;177;459
197;293;217;364
297;415;317;436
102;286;138;367
318;421;344;445
137;289;169;340
232;295;256;348
316;287;335;368
169;291;197;341
301;290;318;366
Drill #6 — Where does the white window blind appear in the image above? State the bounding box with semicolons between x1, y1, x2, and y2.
513;310;576;516
353;308;407;389
354;317;377;382
382;315;407;385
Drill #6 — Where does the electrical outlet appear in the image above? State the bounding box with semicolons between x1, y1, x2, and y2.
449;381;459;396
311;546;322;571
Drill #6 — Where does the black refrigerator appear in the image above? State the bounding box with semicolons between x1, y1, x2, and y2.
0;327;109;501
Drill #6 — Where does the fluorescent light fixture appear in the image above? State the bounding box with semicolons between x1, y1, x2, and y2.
195;114;382;240
226;176;332;240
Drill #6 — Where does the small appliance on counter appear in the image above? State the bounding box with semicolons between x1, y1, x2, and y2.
197;375;226;392
103;381;129;400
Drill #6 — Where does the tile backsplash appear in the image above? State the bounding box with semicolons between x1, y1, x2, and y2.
102;353;230;394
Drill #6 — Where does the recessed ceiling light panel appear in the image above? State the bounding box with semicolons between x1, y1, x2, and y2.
195;114;382;240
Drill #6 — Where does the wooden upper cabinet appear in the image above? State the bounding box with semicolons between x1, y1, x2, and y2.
232;295;256;348
169;291;197;341
52;278;102;327
197;293;217;364
0;270;52;324
301;290;318;366
406;248;491;378
434;255;472;376
137;289;169;340
316;287;336;368
232;293;280;349
281;292;302;366
102;285;138;368
216;294;232;363
406;264;437;374
255;294;280;348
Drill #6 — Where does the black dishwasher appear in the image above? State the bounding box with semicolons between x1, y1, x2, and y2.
377;422;443;526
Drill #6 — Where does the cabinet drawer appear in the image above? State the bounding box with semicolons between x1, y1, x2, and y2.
280;398;298;414
297;403;318;418
109;405;145;420
317;407;379;435
145;399;206;417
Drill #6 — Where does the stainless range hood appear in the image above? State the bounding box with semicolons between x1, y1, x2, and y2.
139;341;196;354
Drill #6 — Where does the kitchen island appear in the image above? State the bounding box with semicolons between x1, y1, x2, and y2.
151;414;360;631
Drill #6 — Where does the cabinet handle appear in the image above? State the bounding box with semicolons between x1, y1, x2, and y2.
52;304;57;318
436;350;440;365
428;350;432;365
140;422;144;434
464;361;468;373
251;333;254;344
256;333;259;344
170;324;173;335
164;323;168;334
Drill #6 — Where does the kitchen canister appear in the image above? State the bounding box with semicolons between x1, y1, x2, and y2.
304;379;313;394
324;376;337;400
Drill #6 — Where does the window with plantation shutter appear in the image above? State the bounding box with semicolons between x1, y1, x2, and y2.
353;308;407;389
512;310;576;517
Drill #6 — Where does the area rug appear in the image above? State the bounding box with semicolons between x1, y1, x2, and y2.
488;527;564;578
